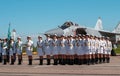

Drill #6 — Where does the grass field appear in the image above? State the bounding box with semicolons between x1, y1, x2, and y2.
114;48;120;54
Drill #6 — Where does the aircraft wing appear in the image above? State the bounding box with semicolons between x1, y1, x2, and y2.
99;30;120;37
45;28;64;36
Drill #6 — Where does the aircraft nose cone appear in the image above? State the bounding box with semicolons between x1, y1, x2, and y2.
45;28;64;36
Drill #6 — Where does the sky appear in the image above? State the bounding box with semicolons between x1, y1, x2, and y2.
0;0;120;38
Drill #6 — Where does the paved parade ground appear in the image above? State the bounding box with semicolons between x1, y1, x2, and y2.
0;55;120;76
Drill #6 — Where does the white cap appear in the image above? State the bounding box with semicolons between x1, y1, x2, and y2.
27;36;31;38
17;37;21;39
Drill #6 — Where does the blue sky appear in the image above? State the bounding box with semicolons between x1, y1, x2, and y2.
0;0;120;38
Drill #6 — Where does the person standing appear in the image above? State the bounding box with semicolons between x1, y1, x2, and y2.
0;39;2;63
37;36;44;65
52;34;59;65
44;34;52;65
106;37;112;63
2;38;8;65
26;36;34;65
60;35;66;65
9;38;15;65
16;37;23;65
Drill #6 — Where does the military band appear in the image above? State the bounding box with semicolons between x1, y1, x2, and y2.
0;34;112;65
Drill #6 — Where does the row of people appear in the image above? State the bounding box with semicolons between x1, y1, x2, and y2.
0;34;112;65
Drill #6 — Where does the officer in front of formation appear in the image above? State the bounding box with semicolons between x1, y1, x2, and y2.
26;36;34;65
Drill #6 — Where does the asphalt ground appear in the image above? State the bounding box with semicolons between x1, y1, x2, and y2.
0;55;120;76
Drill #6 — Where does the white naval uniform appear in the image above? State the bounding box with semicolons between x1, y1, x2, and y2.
104;40;107;54
44;39;52;55
37;40;44;56
95;39;99;54
77;39;84;55
90;39;96;54
99;40;104;54
2;42;7;55
52;39;58;55
16;41;23;55
73;39;77;55
84;39;91;54
60;39;66;55
26;40;33;56
67;39;74;55
102;40;107;54
9;41;15;56
107;41;112;55
57;39;61;54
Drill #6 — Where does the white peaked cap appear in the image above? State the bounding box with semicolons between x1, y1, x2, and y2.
17;37;21;39
27;36;31;38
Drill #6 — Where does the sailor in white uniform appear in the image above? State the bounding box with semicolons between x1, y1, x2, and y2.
37;36;44;65
94;36;100;64
9;38;15;65
102;37;107;63
67;35;74;65
57;36;62;64
84;35;91;65
0;39;2;63
59;35;66;65
73;35;78;64
44;34;52;65
16;37;23;65
99;36;104;63
51;34;59;65
2;38;7;65
90;35;96;64
106;37;112;63
26;36;34;65
76;34;84;65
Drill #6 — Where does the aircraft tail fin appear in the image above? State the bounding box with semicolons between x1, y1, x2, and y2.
94;17;103;30
113;22;120;33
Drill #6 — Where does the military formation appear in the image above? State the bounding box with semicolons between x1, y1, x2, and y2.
0;34;112;65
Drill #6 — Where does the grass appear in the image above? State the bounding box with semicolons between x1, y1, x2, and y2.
114;48;120;54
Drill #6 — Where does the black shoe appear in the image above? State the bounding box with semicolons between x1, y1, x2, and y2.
61;59;65;65
0;56;2;63
69;59;73;65
39;59;43;65
47;59;50;65
91;58;95;65
74;58;78;64
58;59;62;64
78;59;82;65
99;58;102;64
107;58;110;63
18;59;22;65
53;59;57;65
10;59;14;65
28;59;32;65
95;58;98;64
3;59;7;65
87;59;90;65
103;57;105;63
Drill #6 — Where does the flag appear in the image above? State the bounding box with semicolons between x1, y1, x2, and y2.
7;23;11;40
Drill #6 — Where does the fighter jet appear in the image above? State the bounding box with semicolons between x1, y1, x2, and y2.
45;17;120;43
